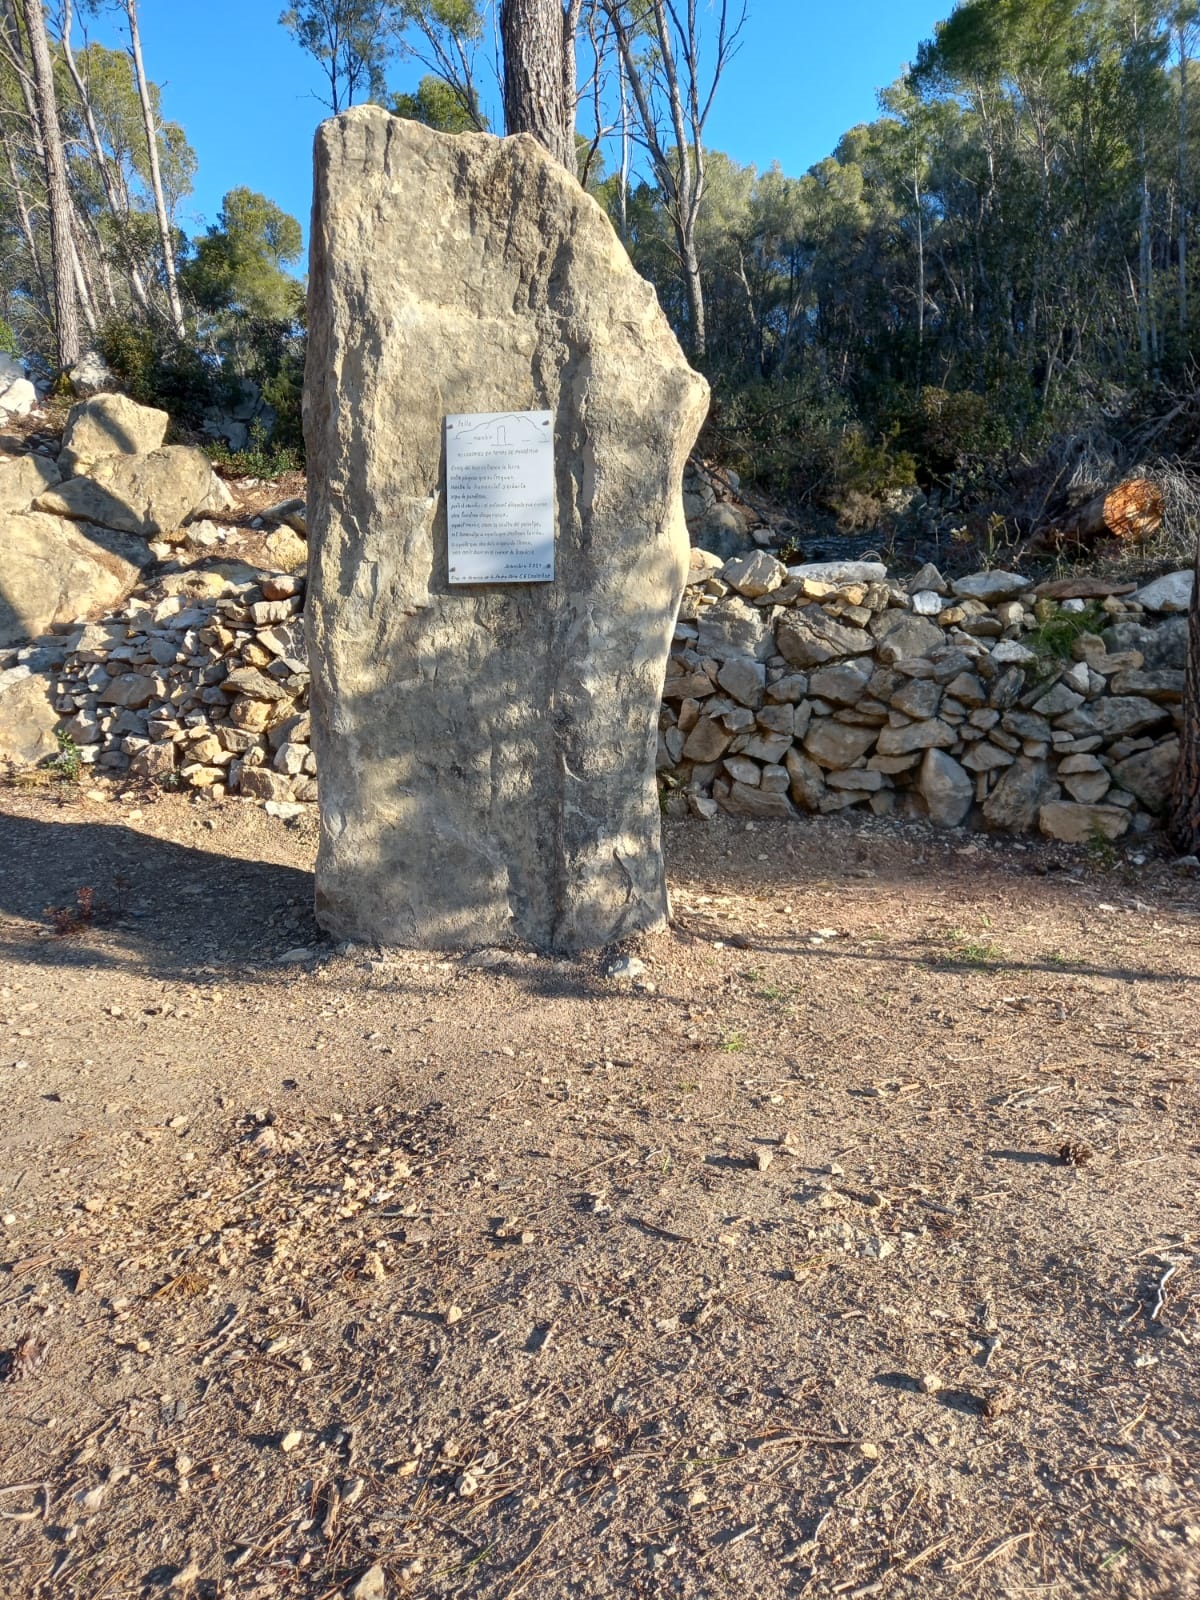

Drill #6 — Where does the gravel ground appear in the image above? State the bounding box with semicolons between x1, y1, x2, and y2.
0;785;1198;1600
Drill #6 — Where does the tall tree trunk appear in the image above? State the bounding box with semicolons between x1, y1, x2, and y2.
69;207;99;335
914;177;925;396
681;238;706;358
1179;22;1190;337
499;0;577;173
616;42;630;242
124;0;185;336
1169;529;1200;852
60;0;151;316
20;0;80;367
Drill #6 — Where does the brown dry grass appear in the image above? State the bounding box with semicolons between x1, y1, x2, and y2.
0;788;1197;1600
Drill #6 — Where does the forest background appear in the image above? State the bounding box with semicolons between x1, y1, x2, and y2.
4;0;1200;549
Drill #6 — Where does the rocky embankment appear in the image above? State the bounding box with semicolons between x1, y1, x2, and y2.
659;550;1190;843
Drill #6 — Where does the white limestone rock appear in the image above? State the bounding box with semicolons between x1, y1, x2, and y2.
0;510;147;647
918;748;973;827
59;393;166;475
1132;570;1193;613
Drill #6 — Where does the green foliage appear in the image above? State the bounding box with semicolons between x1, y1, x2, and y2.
96;315;221;426
707;373;914;519
204;419;302;479
52;730;81;783
832;424;917;499
905;388;1013;475
279;0;392;110
1024;600;1105;662
183;188;303;323
391;74;484;132
176;189;305;459
941;928;1008;967
617;1;1200;523
0;317;16;356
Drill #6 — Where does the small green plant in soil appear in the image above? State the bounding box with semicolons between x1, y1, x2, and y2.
1025;600;1105;664
52;729;81;782
1086;825;1120;869
941;928;1008;967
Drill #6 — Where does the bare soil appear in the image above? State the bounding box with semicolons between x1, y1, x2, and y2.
0;788;1198;1600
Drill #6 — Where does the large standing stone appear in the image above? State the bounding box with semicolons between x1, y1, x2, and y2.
305;109;708;952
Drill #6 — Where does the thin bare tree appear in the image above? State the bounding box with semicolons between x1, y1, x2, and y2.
58;0;152;315
10;0;81;365
123;0;185;336
600;0;746;358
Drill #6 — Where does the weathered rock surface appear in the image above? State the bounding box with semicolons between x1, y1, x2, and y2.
786;561;887;586
1102;617;1187;671
59;393;168;475
1039;801;1130;844
919;748;973;827
0;665;59;764
1132;570;1192;613
1112;740;1180;813
722;550;784;598
982;757;1051;830
35;445;221;536
0;454;61;514
777;605;873;668
0;376;35;416
68;349;117;397
0;511;147;647
305;109;708;952
951;570;1031;602
870;609;945;662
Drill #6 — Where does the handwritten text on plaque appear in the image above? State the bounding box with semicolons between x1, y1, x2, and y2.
445;410;555;584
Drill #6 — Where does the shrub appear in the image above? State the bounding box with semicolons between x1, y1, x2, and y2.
96;316;224;427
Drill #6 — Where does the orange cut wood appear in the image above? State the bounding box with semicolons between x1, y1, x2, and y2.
1102;477;1164;542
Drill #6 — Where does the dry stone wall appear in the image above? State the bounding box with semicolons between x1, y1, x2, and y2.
19;544;1189;853
658;551;1190;844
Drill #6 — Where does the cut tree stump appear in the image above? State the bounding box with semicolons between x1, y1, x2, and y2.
1057;477;1164;545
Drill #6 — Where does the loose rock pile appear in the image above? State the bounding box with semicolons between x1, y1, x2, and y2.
0;392;231;650
50;569;315;807
659;550;1190;843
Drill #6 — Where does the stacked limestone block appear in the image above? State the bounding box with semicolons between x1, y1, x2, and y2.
53;572;316;806
659;552;1188;843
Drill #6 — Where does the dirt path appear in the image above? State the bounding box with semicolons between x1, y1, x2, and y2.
0;789;1198;1600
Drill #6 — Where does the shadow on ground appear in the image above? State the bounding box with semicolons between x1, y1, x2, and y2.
2;803;1197;1003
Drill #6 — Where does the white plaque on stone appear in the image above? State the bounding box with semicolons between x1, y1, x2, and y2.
445;410;555;584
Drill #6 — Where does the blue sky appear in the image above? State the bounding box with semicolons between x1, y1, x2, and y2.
86;1;951;245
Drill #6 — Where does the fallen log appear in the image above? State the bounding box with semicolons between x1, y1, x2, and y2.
1056;477;1164;545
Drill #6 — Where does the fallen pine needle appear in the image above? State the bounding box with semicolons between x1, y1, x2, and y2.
949;1529;1035;1572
